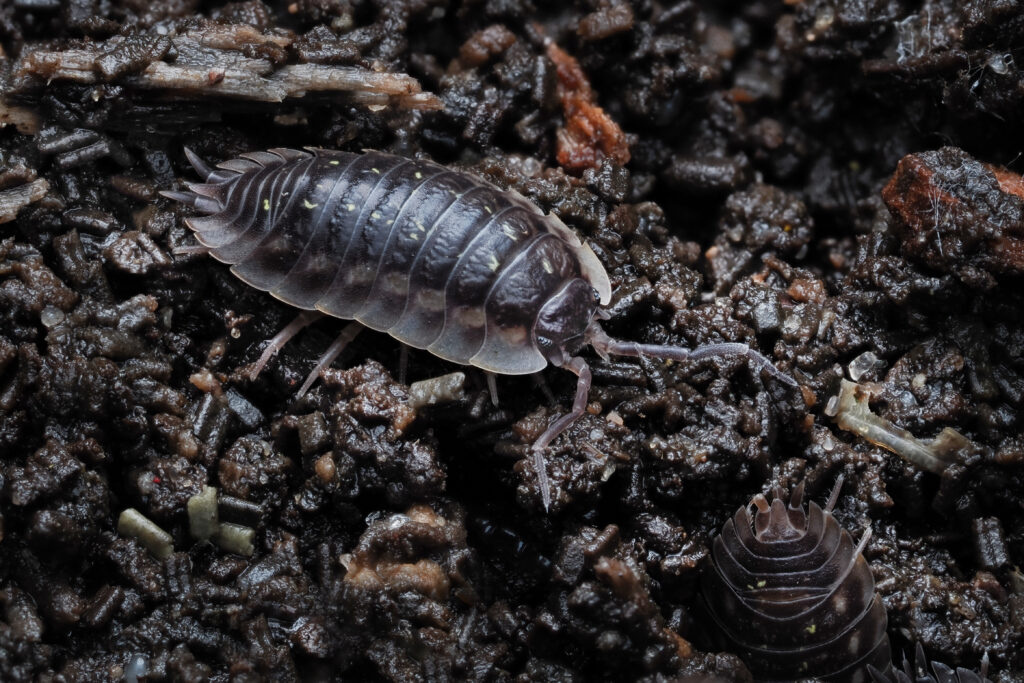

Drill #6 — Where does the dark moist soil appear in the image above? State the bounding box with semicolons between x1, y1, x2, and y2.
2;1;1024;682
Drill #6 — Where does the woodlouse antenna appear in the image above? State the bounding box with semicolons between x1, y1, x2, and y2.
585;323;800;392
854;526;873;557
826;473;846;513
530;321;801;510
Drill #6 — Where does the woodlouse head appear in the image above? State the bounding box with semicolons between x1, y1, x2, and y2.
749;482;810;542
534;279;603;365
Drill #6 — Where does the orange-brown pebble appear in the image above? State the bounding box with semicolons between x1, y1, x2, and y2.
786;277;826;304
546;41;630;172
665;627;694;659
314;452;335;483
458;24;516;67
986;163;1024;199
189;367;221;394
973;571;1008;602
406;504;445;527
577;4;634;41
882;154;959;232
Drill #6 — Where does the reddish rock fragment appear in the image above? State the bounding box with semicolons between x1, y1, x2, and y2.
458;24;516;67
882;147;1024;282
545;41;630;172
577;4;635;41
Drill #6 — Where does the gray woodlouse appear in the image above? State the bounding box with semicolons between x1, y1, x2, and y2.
701;478;891;682
162;147;799;508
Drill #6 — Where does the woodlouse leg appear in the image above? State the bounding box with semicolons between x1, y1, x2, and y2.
485;371;499;407
854;526;872;556
825;473;845;512
250;310;324;381
297;321;363;397
172;244;212;255
532;356;592;511
531;373;557;405
398;345;409;385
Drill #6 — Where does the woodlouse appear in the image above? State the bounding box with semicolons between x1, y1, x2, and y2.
869;643;992;683
163;147;799;507
701;478;891;682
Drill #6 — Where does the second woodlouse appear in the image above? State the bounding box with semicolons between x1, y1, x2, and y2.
869;642;992;683
701;478;891;682
163;147;799;508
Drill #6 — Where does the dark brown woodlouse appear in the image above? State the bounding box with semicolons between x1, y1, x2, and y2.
869;643;992;683
163;147;799;508
701;478;891;682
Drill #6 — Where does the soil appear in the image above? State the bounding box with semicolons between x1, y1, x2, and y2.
1;1;1023;681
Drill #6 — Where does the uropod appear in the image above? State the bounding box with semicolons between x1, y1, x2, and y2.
163;148;800;508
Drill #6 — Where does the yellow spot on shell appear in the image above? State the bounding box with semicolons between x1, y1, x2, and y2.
487;254;500;271
303;199;318;209
756;580;766;588
262;198;270;211
371;211;381;219
329;160;340;165
414;171;423;179
484;205;492;214
542;258;553;274
806;624;816;634
502;225;520;240
408;232;419;241
347;203;356;211
415;220;426;232
372;167;380;174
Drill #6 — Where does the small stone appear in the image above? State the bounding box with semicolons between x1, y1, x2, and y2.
848;351;883;382
40;305;65;327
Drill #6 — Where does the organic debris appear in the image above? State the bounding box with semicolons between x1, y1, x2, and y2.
827;379;979;474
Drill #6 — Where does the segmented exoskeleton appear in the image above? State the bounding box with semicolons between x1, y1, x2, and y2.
163;147;800;508
701;478;891;682
869;643;992;683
